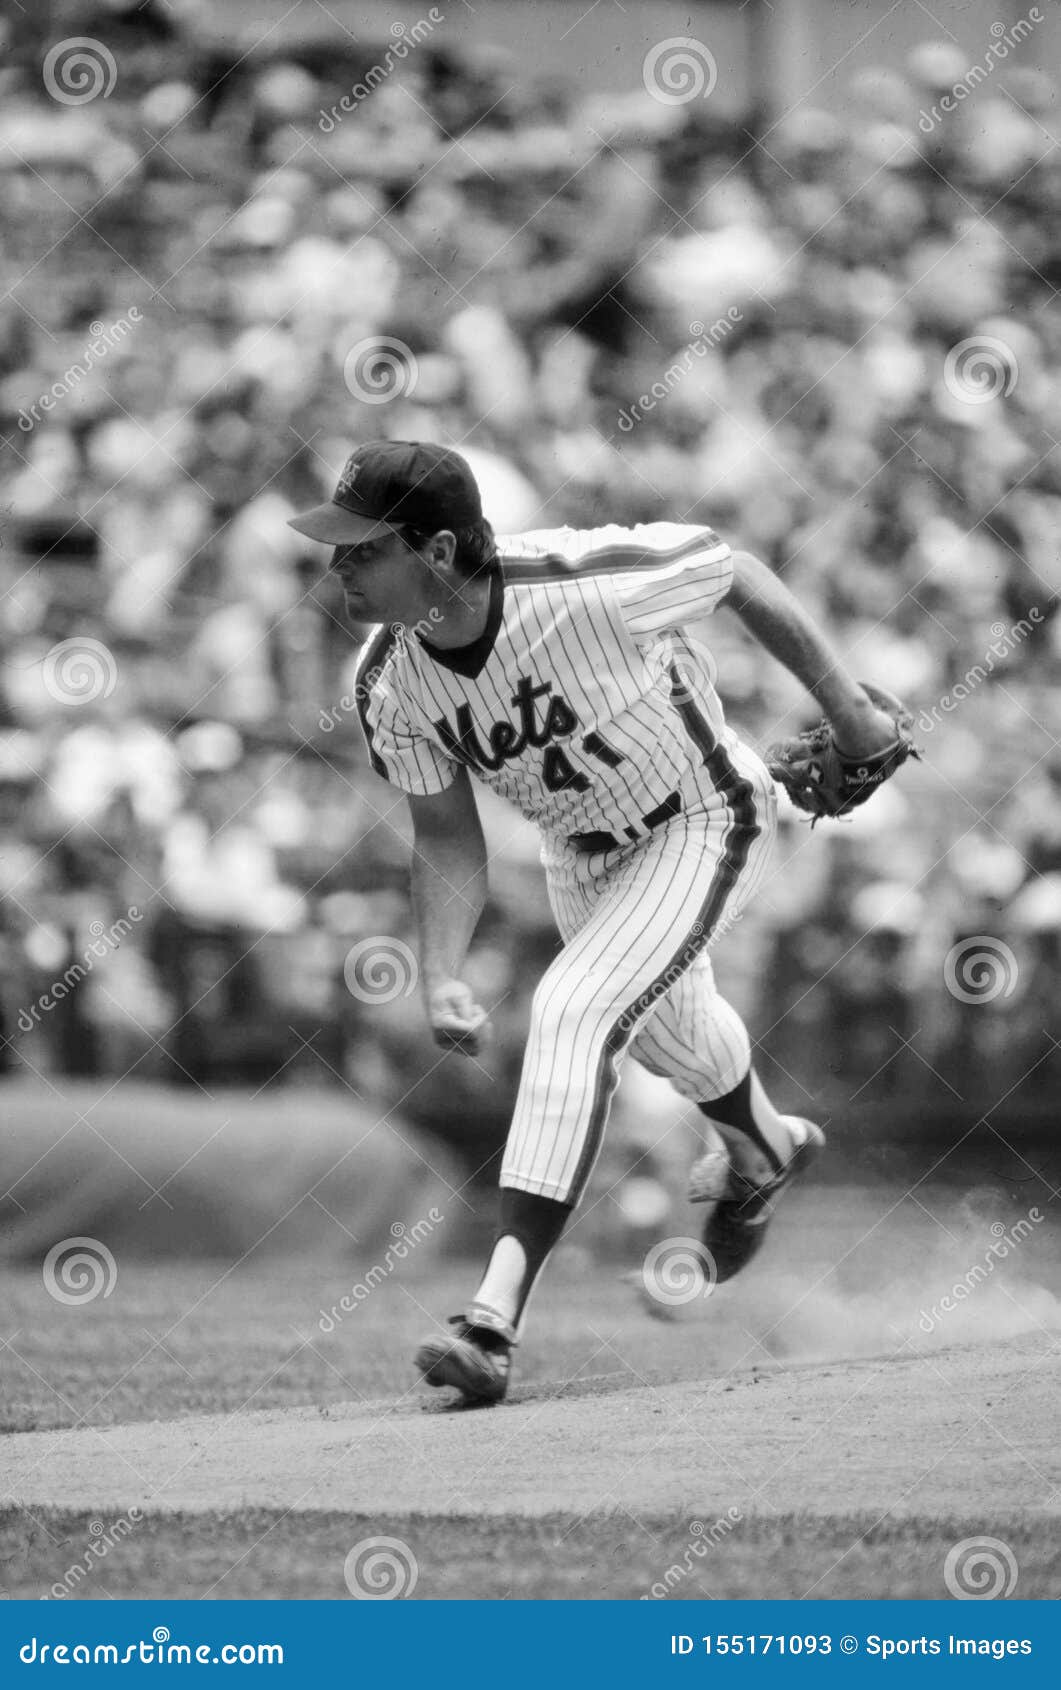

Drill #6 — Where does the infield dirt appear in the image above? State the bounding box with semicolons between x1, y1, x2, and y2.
2;1177;1059;1597
3;1331;1060;1523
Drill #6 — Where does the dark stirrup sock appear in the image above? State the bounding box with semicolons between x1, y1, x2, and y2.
697;1069;786;1176
469;1188;573;1339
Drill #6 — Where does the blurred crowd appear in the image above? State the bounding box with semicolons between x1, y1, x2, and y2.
2;0;1060;1163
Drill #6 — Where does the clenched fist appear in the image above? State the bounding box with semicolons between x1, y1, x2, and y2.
426;978;492;1057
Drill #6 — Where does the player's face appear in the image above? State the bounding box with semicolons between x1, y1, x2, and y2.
329;530;433;624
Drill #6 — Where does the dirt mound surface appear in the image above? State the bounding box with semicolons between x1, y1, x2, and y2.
3;1334;1057;1523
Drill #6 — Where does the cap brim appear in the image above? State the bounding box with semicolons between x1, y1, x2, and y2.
286;504;401;546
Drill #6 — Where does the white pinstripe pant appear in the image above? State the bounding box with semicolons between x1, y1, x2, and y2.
501;761;778;1205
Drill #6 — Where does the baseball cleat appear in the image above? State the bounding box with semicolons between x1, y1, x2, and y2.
701;1117;825;1283
686;1145;732;1204
415;1317;512;1406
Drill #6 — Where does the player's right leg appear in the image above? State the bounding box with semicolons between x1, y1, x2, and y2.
630;982;795;1183
630;972;825;1281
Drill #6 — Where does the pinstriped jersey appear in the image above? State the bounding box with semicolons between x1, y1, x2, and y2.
355;523;749;840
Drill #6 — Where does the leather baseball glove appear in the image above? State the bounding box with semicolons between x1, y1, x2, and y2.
766;683;920;821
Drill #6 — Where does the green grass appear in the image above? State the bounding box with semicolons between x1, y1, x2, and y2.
3;1508;1058;1601
3;1253;1059;1601
0;1255;748;1434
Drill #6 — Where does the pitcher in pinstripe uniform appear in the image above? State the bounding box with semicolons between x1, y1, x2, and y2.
290;442;900;1406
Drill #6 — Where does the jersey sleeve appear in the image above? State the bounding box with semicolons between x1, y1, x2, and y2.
355;629;459;796
607;523;733;636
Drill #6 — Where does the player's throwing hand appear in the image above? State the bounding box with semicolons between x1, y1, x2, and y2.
427;978;492;1056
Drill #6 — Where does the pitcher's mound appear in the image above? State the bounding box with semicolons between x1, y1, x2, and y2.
3;1334;1058;1522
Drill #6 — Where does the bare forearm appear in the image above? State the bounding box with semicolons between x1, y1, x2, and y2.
405;774;493;1055
725;551;876;741
410;836;488;992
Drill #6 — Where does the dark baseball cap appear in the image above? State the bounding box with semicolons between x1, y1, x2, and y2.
287;440;483;546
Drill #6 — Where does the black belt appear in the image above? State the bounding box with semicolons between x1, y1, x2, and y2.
568;790;683;854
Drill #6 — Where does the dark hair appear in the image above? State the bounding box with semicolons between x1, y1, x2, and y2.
397;518;498;581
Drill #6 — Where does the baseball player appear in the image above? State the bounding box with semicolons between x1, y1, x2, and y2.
289;441;914;1406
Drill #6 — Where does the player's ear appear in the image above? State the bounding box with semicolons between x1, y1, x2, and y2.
426;529;458;574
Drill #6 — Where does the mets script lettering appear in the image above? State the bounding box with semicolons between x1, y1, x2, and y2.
434;676;589;792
